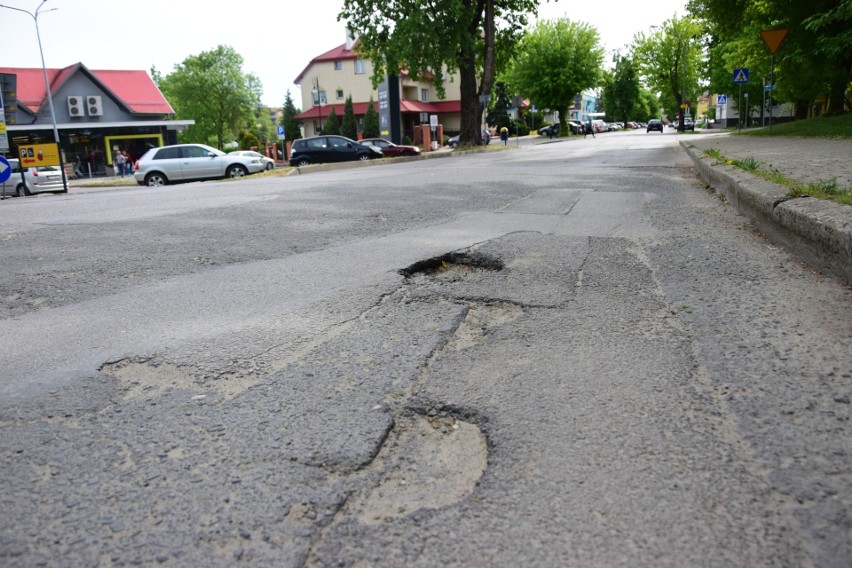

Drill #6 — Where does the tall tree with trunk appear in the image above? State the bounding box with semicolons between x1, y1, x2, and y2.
155;45;258;149
341;95;359;139
503;18;604;131
339;0;540;147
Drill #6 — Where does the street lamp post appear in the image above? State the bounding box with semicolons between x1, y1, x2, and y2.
0;0;67;191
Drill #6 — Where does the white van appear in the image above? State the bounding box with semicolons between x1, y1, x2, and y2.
0;158;66;197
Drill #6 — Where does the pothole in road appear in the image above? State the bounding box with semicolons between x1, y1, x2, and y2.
352;405;488;525
100;358;197;401
399;251;504;278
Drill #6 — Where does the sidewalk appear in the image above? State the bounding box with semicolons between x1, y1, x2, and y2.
681;134;851;285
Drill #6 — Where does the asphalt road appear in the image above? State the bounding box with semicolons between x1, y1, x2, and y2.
1;130;849;567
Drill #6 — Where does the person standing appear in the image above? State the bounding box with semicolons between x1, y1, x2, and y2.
123;151;133;176
114;149;126;177
584;118;595;139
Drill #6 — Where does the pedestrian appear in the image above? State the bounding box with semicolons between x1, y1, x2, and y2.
585;118;595;139
500;126;509;145
114;149;126;177
123;151;133;176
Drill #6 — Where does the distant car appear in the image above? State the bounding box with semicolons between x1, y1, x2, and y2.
537;123;560;137
567;121;584;134
683;118;696;131
359;138;421;157
228;150;275;171
646;119;664;133
0;158;66;197
447;130;491;148
133;143;265;187
289;135;382;167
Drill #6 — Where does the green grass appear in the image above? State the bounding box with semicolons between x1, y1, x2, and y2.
737;112;852;138
703;148;852;206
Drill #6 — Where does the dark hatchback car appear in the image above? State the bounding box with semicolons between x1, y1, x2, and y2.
289;135;382;166
359;138;421;157
646;119;664;133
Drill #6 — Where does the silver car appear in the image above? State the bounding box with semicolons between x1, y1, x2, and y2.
228;150;275;171
0;158;66;197
133;144;265;187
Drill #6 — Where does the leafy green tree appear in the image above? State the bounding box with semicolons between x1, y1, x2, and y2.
689;0;851;116
633;15;704;129
503;18;604;133
156;45;259;149
340;0;539;147
602;54;643;124
486;81;513;131
323;108;341;135
341;95;358;139
280;90;302;142
362;96;380;138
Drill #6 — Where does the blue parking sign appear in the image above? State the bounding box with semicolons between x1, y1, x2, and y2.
277;125;285;140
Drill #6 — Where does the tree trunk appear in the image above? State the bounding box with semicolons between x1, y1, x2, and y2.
827;75;848;116
459;48;482;146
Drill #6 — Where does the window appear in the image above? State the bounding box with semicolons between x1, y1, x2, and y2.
154;147;181;160
312;90;327;106
355;59;366;74
421;89;429;102
183;146;212;159
336;89;344;100
334;61;342;70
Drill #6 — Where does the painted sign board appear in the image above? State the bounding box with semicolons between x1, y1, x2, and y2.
760;29;789;55
19;143;61;167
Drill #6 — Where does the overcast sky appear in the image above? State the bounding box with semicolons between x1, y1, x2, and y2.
0;0;686;107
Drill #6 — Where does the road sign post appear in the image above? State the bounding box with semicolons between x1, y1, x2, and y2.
760;29;788;133
733;68;749;131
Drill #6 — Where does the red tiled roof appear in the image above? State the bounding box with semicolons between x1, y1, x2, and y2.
294;99;461;120
0;63;174;116
294;43;360;85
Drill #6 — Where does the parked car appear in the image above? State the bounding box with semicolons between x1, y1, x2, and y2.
359;138;421;157
537;123;560;137
567;121;584;134
447;130;491;148
0;158;66;197
133;144;264;187
683;118;696;131
646;119;664;133
289;135;383;166
228;150;275;170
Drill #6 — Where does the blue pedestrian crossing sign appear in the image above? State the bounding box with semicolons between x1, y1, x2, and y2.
733;68;749;83
717;94;728;105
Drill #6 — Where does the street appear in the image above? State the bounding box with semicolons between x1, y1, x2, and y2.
1;130;850;567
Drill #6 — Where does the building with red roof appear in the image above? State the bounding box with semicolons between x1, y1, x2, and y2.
0;63;192;176
293;40;462;141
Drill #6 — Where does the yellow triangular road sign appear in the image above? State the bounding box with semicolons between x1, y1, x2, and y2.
760;29;789;55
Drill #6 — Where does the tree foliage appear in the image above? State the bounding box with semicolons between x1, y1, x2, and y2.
362;96;380;138
688;0;851;116
602;54;643;123
633;15;704;127
156;45;259;149
280;90;302;143
503;18;604;131
486;81;512;130
341;95;358;139
339;0;540;147
323;108;341;135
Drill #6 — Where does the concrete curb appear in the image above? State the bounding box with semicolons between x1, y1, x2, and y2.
681;141;852;285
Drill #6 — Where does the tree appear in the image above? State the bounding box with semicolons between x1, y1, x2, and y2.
340;0;539;147
280;90;302;143
633;15;704;129
503;18;604;132
486;81;513;131
156;45;259;149
362;96;380;138
688;0;851;116
323;108;341;135
341;95;358;139
602;54;643;124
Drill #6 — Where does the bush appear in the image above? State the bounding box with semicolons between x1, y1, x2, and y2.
510;120;530;136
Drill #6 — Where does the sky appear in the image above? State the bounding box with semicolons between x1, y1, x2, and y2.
0;0;687;108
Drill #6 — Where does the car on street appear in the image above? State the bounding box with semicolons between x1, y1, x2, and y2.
537;123;560;137
646;119;664;133
447;130;491;148
359;138;421;157
683;118;695;131
133;144;265;187
567;121;584;135
0;158;66;197
289;135;383;166
228;150;275;170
